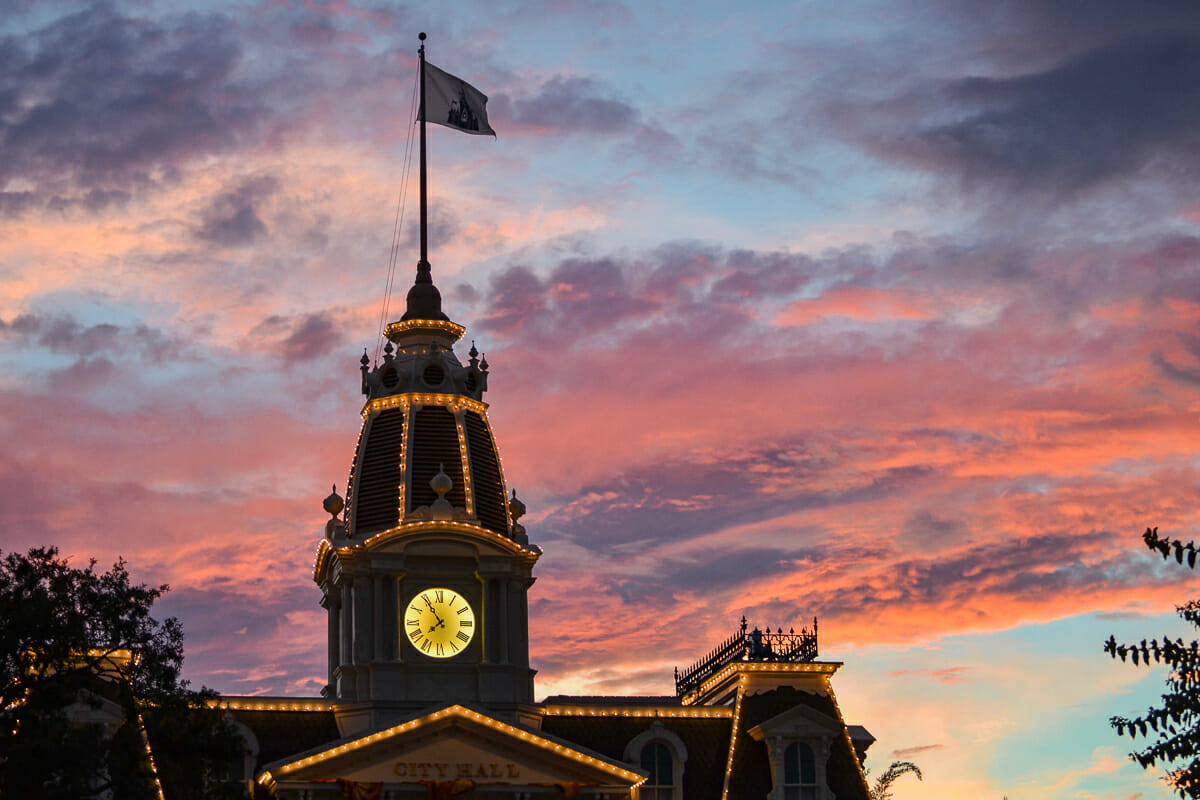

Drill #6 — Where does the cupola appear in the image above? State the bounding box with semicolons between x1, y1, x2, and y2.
339;265;510;540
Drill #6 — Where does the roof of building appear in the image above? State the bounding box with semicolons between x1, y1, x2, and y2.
732;685;870;800
538;712;731;799
226;687;870;800
543;695;683;706
230;709;341;766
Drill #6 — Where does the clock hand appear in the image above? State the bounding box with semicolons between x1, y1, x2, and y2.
422;595;446;625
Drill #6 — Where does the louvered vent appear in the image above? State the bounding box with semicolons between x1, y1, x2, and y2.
465;411;508;534
352;408;405;535
422;363;445;388
408;406;466;512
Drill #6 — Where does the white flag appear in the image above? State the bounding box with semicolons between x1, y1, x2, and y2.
422;61;495;136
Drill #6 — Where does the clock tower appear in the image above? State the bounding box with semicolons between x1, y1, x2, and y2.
314;260;540;737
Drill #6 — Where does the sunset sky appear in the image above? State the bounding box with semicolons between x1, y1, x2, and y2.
3;2;1200;798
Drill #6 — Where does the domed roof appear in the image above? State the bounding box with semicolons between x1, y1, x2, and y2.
339;263;512;540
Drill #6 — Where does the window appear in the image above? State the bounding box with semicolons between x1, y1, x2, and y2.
624;722;687;800
640;740;674;800
783;742;817;800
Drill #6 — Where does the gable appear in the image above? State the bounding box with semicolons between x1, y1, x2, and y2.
258;705;643;791
732;687;870;800
748;701;841;739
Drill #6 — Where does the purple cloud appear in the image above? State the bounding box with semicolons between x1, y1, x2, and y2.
493;75;639;135
0;312;184;361
902;35;1200;191
0;6;267;211
195;176;278;246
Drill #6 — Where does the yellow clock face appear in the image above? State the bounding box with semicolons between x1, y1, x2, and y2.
403;587;475;658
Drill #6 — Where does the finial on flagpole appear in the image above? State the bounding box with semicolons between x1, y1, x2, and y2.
419;31;426;42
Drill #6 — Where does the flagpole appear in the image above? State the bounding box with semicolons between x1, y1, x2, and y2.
417;32;428;270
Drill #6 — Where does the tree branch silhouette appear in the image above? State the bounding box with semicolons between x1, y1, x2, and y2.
1107;527;1200;798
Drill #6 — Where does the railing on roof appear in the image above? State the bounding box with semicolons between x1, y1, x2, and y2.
674;616;818;697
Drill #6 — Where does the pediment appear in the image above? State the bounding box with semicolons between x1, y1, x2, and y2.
258;705;642;790
748;702;842;741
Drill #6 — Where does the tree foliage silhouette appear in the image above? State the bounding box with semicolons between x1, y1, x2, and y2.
1106;527;1200;798
0;546;243;799
866;759;922;800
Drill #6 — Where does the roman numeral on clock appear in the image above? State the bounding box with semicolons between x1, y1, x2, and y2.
435;590;444;603
461;619;472;627
456;631;469;643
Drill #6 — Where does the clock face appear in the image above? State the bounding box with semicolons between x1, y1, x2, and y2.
403;587;476;659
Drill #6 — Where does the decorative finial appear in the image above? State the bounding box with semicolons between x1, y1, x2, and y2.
508;488;528;544
360;350;372;397
323;484;344;517
480;353;489;372
429;464;454;521
469;340;479;367
419;31;426;41
431;463;452;497
509;488;526;522
323;484;345;540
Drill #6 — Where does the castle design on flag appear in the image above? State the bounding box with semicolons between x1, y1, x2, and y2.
423;59;495;137
447;85;482;132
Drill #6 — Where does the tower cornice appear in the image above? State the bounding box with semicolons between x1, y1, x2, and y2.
361;392;489;419
314;521;540;583
384;318;465;342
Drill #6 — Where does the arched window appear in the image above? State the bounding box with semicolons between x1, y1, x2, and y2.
221;718;258;784
639;740;673;800
624;723;687;800
783;742;817;800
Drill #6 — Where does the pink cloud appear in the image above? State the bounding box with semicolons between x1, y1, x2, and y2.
890;668;972;684
777;286;938;325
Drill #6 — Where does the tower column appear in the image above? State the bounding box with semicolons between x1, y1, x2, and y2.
323;587;341;687
514;577;532;669
498;578;510;664
353;575;372;664
373;575;385;661
339;582;353;666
